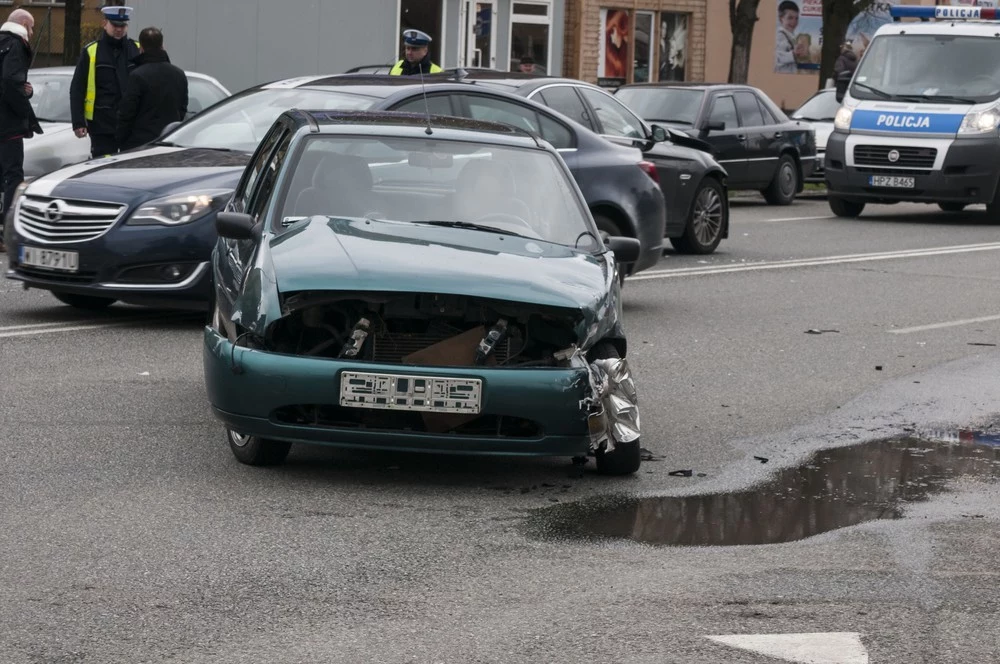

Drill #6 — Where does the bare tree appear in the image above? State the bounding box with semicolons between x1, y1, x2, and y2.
728;0;762;83
818;0;874;89
62;0;82;65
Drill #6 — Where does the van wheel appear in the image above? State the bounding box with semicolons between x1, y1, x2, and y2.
670;177;726;254
52;292;116;310
589;342;642;476
593;213;627;286
226;428;291;466
762;154;798;205
938;202;966;212
829;196;865;218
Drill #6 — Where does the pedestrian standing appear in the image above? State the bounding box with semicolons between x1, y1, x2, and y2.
69;4;140;158
116;27;187;151
0;8;42;252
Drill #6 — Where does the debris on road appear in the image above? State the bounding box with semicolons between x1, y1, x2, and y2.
668;469;693;477
968;342;997;347
805;329;840;334
754;456;769;464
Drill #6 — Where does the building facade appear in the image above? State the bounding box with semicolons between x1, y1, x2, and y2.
120;0;566;94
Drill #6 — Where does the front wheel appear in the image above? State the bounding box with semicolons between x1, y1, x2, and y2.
226;428;291;466
589;342;642;476
938;202;966;213
761;154;799;205
828;196;865;218
670;177;726;255
52;292;116;310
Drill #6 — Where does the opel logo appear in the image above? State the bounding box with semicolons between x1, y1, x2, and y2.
44;199;65;223
887;149;900;163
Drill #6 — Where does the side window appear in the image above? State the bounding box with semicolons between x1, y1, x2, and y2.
392;94;455;116
459;94;573;149
708;95;738;129
577;87;645;139
757;96;779;124
734;91;765;127
247;131;293;220
235;125;285;211
535;86;592;128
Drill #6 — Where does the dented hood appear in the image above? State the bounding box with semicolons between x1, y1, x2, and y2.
268;217;612;311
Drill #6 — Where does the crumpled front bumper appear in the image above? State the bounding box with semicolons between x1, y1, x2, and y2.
203;327;605;457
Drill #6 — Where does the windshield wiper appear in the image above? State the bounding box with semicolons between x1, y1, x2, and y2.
411;220;528;238
852;82;891;99
898;94;978;104
794;116;835;122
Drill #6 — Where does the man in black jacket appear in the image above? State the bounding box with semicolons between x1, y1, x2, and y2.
116;27;187;151
0;8;42;249
69;4;141;158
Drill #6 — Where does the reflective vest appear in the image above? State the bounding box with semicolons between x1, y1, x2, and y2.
389;59;442;76
84;40;141;120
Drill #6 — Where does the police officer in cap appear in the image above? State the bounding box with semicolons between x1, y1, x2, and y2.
70;3;141;157
389;29;442;76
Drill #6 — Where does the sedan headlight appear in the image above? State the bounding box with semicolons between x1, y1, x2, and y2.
959;107;1000;135
834;106;853;131
127;189;233;226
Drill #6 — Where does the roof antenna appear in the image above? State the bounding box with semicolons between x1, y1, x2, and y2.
417;64;434;135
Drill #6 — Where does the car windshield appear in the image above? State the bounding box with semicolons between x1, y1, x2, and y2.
28;73;73;123
613;88;704;125
792;91;840;122
279;135;599;250
852;34;1000;103
165;87;378;152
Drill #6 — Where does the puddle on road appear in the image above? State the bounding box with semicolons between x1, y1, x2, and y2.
529;431;1000;547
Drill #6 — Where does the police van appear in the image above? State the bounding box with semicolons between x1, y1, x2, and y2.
825;5;1000;219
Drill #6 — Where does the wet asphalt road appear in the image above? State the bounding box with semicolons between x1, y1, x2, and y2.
2;194;1000;663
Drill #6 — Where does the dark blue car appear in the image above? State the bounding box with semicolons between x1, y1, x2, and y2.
4;74;665;310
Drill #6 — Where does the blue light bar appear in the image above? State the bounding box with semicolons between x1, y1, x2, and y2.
889;5;999;20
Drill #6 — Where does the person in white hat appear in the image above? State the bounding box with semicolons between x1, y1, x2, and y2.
389;29;442;76
69;3;140;157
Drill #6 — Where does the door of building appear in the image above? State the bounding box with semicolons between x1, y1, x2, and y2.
459;1;497;69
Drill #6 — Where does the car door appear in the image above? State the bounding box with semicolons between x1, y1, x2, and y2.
700;93;747;184
732;90;773;188
217;123;290;314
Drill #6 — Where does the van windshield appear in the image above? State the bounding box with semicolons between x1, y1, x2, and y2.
851;34;1000;104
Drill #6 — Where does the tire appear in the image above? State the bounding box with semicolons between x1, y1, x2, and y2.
589;342;642;476
226;428;292;466
761;154;799;206
670;177;726;254
52;292;116;310
828;196;865;218
938;202;966;213
593;213;627;286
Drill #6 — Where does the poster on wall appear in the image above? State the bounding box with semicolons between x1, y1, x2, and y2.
658;12;688;81
774;0;898;75
598;8;629;87
774;0;822;73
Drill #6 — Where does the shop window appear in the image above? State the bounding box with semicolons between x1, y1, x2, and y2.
634;11;654;83
658;12;689;82
510;1;551;74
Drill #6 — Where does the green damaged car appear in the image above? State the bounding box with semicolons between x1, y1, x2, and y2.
204;110;644;474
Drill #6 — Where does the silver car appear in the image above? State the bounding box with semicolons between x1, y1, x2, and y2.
790;88;839;184
24;66;231;178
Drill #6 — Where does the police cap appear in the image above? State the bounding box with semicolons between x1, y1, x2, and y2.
101;5;133;24
402;29;432;47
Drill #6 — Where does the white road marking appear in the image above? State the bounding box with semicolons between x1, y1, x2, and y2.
758;215;835;222
632;242;1000;281
0;314;186;338
706;632;870;664
888;314;1000;335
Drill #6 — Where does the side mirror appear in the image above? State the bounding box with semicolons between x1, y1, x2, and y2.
835;70;852;104
216;211;259;240
649;124;669;142
704;120;726;132
159;121;181;138
604;236;641;263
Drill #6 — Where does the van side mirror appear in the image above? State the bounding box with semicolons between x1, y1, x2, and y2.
835;70;852;103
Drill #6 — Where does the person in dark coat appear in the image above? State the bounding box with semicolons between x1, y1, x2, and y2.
69;4;141;158
116;27;187;151
833;41;859;103
0;8;42;249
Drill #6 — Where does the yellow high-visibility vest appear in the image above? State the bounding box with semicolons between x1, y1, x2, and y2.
389;60;442;76
84;40;141;120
